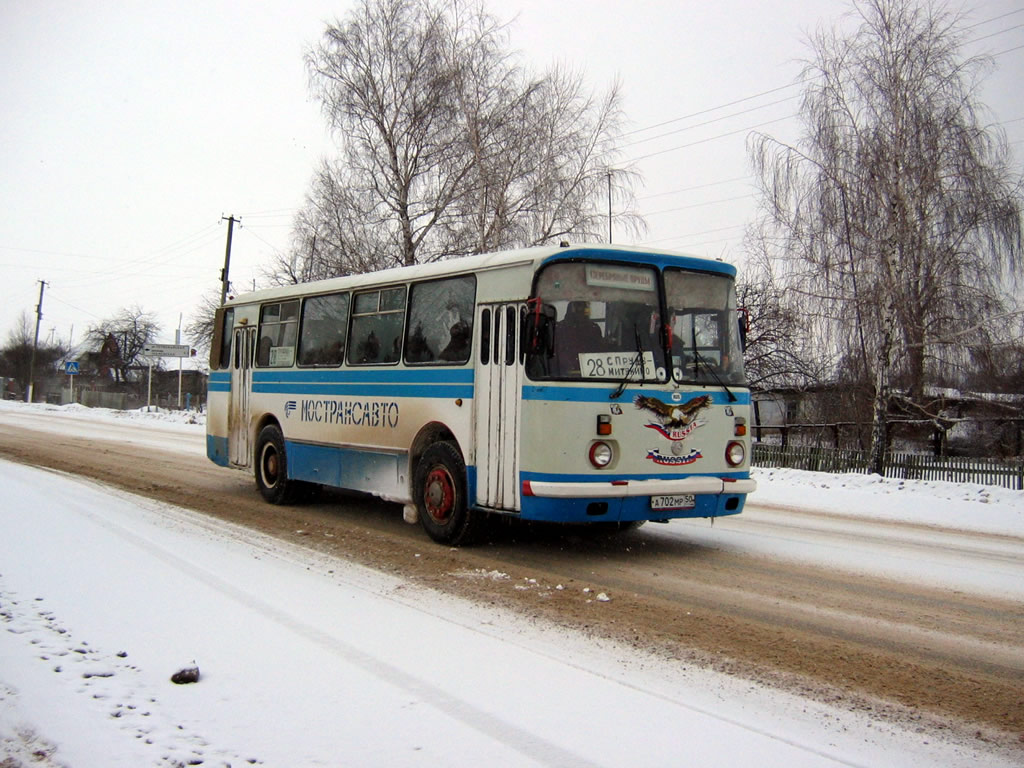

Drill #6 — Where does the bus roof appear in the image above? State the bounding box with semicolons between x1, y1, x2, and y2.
224;244;737;307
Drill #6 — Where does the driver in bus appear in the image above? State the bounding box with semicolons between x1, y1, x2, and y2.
556;301;603;375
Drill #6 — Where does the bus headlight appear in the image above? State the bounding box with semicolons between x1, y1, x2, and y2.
589;441;614;469
725;441;745;467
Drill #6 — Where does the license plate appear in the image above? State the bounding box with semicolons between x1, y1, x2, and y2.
651;494;696;511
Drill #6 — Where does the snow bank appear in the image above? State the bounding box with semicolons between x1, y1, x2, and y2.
753;467;1024;537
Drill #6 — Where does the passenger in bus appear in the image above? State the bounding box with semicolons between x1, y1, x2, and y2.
555;301;603;374
257;335;273;367
439;320;470;362
406;323;434;363
356;331;380;363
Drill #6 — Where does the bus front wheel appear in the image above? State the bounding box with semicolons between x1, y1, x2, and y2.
415;442;480;545
255;424;299;504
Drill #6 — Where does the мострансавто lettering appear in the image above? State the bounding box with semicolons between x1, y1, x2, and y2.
300;399;400;428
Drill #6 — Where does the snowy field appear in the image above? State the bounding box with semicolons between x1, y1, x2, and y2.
1;400;1022;767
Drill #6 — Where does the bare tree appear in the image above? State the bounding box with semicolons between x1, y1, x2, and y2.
86;306;161;385
749;0;1022;473
290;0;639;280
184;289;225;359
736;250;825;392
0;311;68;394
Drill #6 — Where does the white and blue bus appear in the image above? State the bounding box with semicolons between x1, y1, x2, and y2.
206;244;755;544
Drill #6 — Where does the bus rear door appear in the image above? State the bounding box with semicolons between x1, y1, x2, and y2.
229;326;257;468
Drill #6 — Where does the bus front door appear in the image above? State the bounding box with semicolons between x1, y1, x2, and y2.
474;303;524;511
228;326;256;468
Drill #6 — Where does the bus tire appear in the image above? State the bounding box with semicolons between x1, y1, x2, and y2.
255;424;299;505
414;442;479;545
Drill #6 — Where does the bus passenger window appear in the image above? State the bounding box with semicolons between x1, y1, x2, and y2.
210;308;234;370
349;287;406;365
298;292;349;366
504;305;517;365
404;275;476;366
480;308;491;365
257;300;299;368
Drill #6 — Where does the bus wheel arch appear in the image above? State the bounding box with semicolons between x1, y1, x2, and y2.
408;423;458;477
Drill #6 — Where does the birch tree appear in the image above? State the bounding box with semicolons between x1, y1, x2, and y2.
749;0;1022;473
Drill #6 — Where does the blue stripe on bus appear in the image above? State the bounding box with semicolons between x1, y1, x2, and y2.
252;369;473;397
540;248;738;276
286;440;403;492
522;385;749;406
207;434;230;466
208;368;474;397
208;372;231;392
519;493;745;523
253;369;474;384
254;382;474;398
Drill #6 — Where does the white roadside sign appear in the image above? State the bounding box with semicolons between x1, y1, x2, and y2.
143;344;192;358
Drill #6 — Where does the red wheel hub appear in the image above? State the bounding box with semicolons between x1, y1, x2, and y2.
424;467;455;523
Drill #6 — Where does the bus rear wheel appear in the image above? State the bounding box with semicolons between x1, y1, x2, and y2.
414;442;481;545
255;424;299;504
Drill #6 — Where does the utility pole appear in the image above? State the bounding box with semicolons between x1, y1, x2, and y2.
27;279;47;403
607;171;613;244
176;313;183;408
220;214;239;305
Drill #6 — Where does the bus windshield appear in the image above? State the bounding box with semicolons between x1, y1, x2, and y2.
664;268;746;386
527;262;666;382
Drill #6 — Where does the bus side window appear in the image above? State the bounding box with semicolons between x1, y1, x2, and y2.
405;275;476;366
210;307;233;370
504;305;517;365
480;308;491;365
298;292;349;366
257;300;299;367
349;287;406;365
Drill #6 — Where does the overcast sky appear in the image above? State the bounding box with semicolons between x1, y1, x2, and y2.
1;0;1021;352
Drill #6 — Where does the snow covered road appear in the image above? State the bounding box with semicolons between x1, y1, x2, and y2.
5;460;1002;768
1;400;1022;765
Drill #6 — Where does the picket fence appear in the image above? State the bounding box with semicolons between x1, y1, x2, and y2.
751;443;1023;490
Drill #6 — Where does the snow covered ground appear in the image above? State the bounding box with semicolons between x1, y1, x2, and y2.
1;400;1022;767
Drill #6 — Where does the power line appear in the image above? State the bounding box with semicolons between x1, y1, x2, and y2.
965;7;1024;30
620;95;799;150
636;176;750;201
619;8;1023;143
644;193;755;217
968;22;1024;44
627;114;794;164
622;81;802;138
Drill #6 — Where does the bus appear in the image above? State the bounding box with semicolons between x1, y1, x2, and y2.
206;244;755;544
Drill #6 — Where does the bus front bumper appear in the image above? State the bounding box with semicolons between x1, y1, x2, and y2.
522;476;757;498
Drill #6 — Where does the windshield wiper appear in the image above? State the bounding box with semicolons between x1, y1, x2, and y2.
610;325;644;400
693;351;737;402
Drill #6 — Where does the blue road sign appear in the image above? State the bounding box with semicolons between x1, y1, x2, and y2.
64;361;79;375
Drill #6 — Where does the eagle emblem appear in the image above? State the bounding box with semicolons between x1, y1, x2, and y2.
633;394;711;430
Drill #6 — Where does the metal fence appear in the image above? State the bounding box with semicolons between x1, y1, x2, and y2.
752;443;1024;490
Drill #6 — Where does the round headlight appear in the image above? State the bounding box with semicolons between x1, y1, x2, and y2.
589;441;613;468
725;441;745;467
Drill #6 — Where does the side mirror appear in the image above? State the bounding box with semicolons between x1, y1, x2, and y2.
524;300;556;373
737;307;750;352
